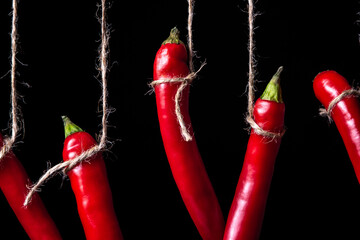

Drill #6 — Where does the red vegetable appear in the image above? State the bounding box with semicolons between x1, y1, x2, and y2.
223;68;285;240
62;116;123;240
0;133;62;240
153;27;225;240
313;70;360;183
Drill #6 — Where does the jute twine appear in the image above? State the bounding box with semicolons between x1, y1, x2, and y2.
150;63;206;142
0;0;20;162
24;0;111;206
150;0;204;142
187;0;195;74
245;0;284;139
319;88;360;122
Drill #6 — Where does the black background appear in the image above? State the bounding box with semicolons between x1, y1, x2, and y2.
1;0;360;239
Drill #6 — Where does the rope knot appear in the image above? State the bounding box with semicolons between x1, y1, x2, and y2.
0;137;15;161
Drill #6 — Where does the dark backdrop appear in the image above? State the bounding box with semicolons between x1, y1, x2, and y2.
0;0;360;239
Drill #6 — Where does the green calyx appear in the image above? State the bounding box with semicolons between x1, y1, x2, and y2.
162;27;184;45
62;116;84;139
260;66;284;103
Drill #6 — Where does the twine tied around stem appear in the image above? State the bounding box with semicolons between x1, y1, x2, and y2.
150;62;206;142
24;0;111;207
246;116;285;140
319;88;360;122
23;144;104;206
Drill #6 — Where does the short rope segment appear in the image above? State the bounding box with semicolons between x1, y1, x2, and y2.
151;63;206;142
0;138;15;161
0;0;20;162
24;0;111;206
320;88;360;121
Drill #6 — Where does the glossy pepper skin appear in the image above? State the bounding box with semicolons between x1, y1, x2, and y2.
153;27;225;240
0;133;62;240
313;70;360;183
223;69;285;240
62;117;123;240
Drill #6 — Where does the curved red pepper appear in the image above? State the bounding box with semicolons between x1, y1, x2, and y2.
313;70;360;183
153;27;225;240
223;68;285;240
0;133;62;240
62;117;123;240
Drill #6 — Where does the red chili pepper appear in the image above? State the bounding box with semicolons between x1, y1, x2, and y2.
313;70;360;183
62;116;123;240
153;27;225;240
223;68;285;240
0;133;62;240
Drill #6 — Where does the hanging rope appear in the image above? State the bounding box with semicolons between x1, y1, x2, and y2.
24;0;111;206
0;0;20;161
245;0;284;139
246;0;257;122
98;0;110;149
187;0;195;74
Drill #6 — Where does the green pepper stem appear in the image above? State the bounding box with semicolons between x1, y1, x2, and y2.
162;27;184;45
260;66;284;103
62;116;84;139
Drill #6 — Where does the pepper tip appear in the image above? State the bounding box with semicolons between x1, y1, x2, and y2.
260;67;284;103
272;66;283;84
62;116;83;139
